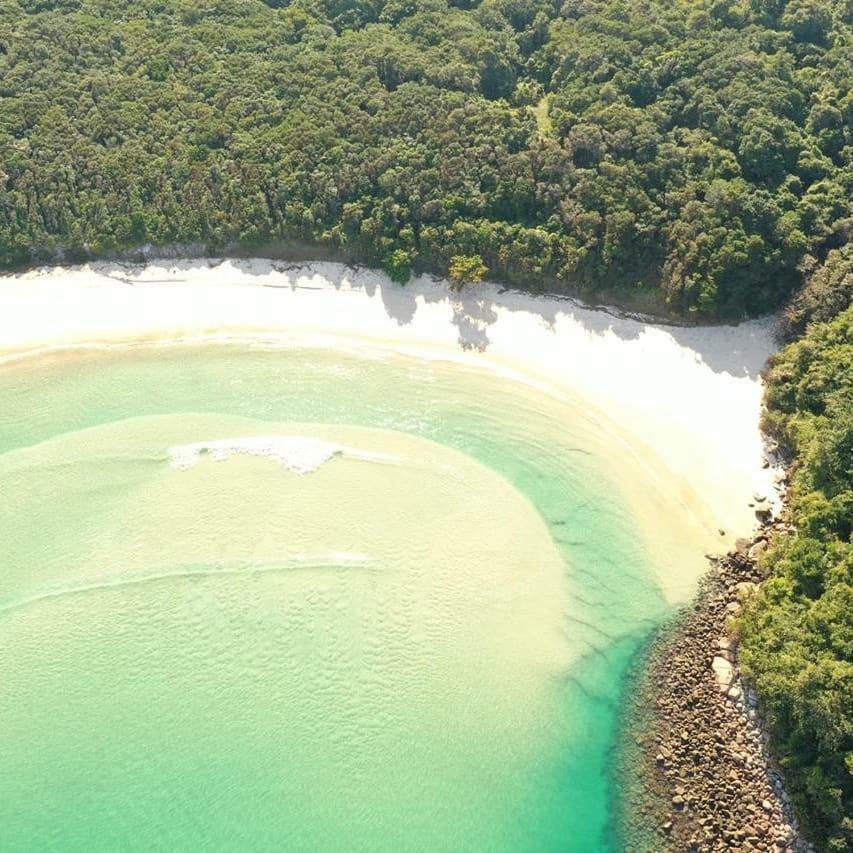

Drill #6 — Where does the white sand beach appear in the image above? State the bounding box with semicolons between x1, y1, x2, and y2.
0;258;779;600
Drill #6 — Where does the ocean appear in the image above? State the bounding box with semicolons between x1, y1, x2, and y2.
0;343;673;851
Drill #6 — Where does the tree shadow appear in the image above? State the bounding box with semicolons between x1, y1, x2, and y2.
451;293;498;351
92;256;776;380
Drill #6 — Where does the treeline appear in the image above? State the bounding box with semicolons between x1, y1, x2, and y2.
0;0;850;316
1;0;851;844
739;247;852;850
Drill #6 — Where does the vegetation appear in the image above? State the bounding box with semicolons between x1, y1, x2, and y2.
0;0;851;841
449;253;488;288
383;247;414;283
739;256;852;849
780;244;853;339
0;0;850;316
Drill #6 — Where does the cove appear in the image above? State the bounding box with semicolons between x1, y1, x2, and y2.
1;343;700;851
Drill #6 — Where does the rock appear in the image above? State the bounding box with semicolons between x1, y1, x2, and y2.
755;505;773;522
735;537;751;556
712;655;734;689
717;635;737;652
748;539;769;560
628;544;803;852
736;581;759;600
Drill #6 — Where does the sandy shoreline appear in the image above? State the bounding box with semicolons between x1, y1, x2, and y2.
0;258;780;601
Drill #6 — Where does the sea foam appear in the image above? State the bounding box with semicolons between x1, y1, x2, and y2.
168;435;395;474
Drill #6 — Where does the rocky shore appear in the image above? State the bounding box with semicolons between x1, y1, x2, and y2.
623;492;812;852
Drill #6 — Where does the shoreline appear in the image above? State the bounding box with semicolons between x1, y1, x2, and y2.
1;256;797;845
622;505;809;851
7;240;687;323
0;258;779;576
0;257;780;602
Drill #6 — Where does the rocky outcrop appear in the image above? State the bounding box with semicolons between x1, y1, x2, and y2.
623;512;810;852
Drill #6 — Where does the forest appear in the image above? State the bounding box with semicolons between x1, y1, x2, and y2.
0;0;850;317
739;246;852;851
0;0;851;847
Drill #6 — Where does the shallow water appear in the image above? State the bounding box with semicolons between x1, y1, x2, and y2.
0;344;676;851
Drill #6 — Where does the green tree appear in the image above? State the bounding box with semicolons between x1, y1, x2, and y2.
448;254;488;289
740;305;853;850
382;248;413;283
781;247;853;340
781;0;835;43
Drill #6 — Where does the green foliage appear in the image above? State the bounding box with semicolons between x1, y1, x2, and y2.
383;247;414;283
448;253;488;288
0;0;850;841
781;246;853;340
781;0;834;43
740;305;853;850
0;0;850;317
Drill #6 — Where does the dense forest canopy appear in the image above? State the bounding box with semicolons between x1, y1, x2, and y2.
0;0;850;316
0;0;851;847
740;252;852;849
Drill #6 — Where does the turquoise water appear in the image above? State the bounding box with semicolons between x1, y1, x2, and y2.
0;345;670;851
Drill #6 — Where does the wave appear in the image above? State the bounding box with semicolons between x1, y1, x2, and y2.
0;552;375;618
168;434;398;474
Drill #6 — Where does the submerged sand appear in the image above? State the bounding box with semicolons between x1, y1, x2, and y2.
0;259;779;601
0;409;586;850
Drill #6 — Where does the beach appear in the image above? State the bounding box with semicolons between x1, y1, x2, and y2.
0;258;779;602
0;257;788;850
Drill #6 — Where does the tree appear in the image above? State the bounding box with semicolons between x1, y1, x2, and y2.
741;305;853;850
781;0;835;43
0;0;849;322
781;247;853;340
448;254;488;289
382;248;413;283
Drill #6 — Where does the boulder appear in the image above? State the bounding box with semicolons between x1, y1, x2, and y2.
717;635;737;652
755;505;773;522
712;655;734;689
736;581;758;600
748;540;769;561
735;537;751;556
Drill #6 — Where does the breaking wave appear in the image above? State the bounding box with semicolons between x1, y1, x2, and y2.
169;434;398;474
